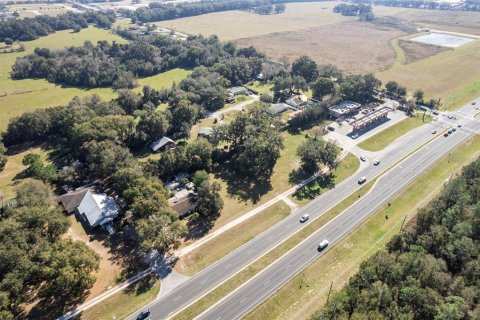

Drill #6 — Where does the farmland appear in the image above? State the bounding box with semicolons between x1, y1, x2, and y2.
0;27;189;131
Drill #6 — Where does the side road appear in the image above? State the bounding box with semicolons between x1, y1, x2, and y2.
58;151;349;320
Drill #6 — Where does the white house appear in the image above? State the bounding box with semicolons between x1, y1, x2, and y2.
60;188;119;234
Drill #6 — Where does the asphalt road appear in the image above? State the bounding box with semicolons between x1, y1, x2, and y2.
198;104;480;320
129;99;480;320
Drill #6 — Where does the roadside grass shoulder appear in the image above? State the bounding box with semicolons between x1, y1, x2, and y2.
357;113;429;152
78;275;160;320
245;134;480;320
292;152;360;205
175;201;291;276
172;165;372;320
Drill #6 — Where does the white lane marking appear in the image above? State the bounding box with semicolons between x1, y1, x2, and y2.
200;278;208;284
224;263;231;269
240;297;247;304
267;236;273;240
174;295;182;301
246;249;253;254
264;279;271;286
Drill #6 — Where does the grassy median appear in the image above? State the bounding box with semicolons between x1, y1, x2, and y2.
245;134;480;319
358;113;431;152
172;179;374;320
175;201;291;276
79;274;160;320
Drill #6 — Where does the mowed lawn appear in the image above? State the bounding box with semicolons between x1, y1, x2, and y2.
175;201;291;276
358;113;430;152
0;26;189;131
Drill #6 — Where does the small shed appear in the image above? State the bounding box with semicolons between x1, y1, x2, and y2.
150;136;175;152
198;127;214;139
228;86;248;96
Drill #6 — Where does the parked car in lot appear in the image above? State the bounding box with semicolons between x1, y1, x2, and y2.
328;126;335;131
299;214;309;223
137;310;151;320
433;111;439;115
360;156;366;162
472;101;477;105
448;115;453;119
444;132;449;137
351;133;359;139
448;130;453;134
318;240;329;251
373;160;380;166
458;124;462;127
358;176;367;184
452;128;457;132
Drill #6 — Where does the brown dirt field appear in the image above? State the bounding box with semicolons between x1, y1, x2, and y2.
236;21;405;74
397;39;451;64
158;2;354;41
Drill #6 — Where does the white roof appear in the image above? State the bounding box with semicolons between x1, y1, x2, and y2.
150;136;174;151
77;191;119;227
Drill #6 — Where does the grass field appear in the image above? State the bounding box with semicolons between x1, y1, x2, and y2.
0;27;189;131
79;275;160;320
158;2;353;41
236;20;405;74
358;113;430;151
377;36;480;110
245;134;480;320
175;201;291;276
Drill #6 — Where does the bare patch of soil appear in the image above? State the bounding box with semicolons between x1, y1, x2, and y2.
398;39;451;64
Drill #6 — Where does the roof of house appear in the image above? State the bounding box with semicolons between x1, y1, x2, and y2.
228;86;248;95
168;189;195;216
286;95;308;107
198;127;213;136
77;191;119;227
329;101;361;115
60;188;89;213
268;103;289;115
150;136;174;152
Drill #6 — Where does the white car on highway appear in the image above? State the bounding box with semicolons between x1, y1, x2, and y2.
299;214;309;223
358;176;367;184
318;240;329;251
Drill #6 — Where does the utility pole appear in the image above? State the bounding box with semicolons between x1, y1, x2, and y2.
326;281;333;303
400;214;407;231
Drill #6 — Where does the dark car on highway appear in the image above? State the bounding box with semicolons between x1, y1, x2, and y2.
137;310;150;320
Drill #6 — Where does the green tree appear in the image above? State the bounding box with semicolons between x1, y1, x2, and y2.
311;77;335;100
195;179;223;217
414;89;424;104
291;55;318;83
297;138;338;173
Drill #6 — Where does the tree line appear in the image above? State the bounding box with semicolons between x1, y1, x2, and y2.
315;157;480;320
125;0;328;23
349;0;480;12
333;3;375;21
0;10;116;42
11;32;264;89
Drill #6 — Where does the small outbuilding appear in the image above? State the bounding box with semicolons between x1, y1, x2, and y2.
286;95;308;109
228;86;249;96
168;189;196;217
150;136;175;152
198;127;214;139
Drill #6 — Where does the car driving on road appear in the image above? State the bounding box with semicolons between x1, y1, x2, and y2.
137;310;150;320
431;130;437;134
373;160;380;166
318;240;329;251
358;176;367;184
299;214;309;223
360;156;366;162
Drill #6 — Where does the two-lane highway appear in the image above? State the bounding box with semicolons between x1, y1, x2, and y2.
128;99;479;320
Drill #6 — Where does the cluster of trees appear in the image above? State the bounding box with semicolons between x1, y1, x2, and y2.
0;10;116;42
297;138;338;174
350;0;480;12
22;153;57;182
11;33;264;89
253;3;286;14
212;105;284;181
315;157;480;320
272;55;381;104
0;180;99;319
127;0;301;23
0;141;6;171
333;3;375;21
385;80;407;99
